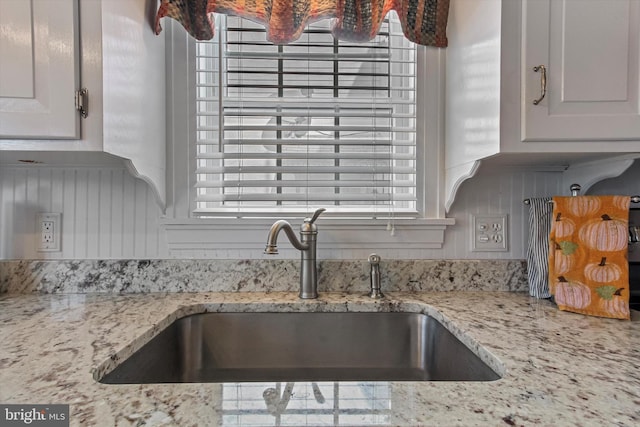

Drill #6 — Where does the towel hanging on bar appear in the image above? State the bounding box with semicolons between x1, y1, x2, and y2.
548;195;631;320
526;197;553;298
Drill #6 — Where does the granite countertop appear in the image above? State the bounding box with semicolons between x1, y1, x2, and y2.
0;291;638;426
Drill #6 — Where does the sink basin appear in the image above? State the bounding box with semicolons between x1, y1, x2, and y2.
99;312;500;384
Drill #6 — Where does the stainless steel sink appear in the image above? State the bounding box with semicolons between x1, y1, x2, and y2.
99;312;500;384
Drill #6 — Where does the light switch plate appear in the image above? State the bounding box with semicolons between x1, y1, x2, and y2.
472;214;508;252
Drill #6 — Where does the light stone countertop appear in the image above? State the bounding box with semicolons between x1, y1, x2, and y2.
0;291;638;426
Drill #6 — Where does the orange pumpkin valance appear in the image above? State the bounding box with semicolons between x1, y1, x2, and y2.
155;0;450;47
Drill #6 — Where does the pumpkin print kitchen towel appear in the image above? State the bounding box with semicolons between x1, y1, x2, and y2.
548;195;631;320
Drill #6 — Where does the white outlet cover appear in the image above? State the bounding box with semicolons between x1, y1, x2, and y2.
472;214;508;252
36;213;62;252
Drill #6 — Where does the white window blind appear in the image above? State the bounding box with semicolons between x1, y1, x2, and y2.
195;14;417;217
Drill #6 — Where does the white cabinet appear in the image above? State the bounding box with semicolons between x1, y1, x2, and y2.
0;0;166;209
523;0;640;142
445;0;640;211
0;0;80;139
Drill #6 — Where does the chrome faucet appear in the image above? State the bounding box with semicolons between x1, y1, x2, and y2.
264;208;326;299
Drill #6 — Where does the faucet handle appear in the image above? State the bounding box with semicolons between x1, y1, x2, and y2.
304;208;326;225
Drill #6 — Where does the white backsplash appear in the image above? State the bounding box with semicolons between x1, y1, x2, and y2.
0;167;169;259
1;161;637;260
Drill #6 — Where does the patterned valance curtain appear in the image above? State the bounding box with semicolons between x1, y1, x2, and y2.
155;0;450;47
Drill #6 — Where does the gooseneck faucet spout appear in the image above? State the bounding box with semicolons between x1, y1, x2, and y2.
264;208;326;299
264;220;308;254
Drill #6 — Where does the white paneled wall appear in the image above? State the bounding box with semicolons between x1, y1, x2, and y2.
0;166;168;259
444;166;563;259
3;161;638;260
0;164;571;260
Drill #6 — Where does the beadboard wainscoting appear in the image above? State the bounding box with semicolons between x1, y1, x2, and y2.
2;162;637;260
0;167;168;260
0;163;569;260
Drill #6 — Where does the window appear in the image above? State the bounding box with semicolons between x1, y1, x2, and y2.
194;14;418;217
164;15;451;255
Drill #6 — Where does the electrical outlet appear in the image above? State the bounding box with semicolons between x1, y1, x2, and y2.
37;213;61;252
472;214;508;252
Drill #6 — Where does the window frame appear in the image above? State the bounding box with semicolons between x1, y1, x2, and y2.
163;19;453;256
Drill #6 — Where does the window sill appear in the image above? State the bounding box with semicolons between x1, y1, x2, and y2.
162;217;455;253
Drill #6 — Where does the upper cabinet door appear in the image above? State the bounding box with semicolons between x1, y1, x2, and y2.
0;0;80;139
522;0;640;141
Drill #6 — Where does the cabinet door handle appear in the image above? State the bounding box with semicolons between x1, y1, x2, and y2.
532;65;547;105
